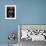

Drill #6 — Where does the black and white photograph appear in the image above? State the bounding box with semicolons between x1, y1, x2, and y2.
5;5;16;19
18;24;46;46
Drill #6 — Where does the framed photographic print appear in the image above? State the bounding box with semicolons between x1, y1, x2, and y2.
5;5;16;19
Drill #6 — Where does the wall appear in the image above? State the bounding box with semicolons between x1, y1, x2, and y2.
0;0;46;44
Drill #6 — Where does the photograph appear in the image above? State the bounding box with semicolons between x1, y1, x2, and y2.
18;24;46;46
5;5;16;19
